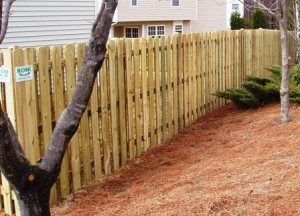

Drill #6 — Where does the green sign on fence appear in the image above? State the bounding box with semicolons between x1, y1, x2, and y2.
0;67;11;83
15;65;33;82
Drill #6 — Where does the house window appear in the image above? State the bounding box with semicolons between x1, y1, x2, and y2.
172;0;179;6
157;26;165;36
174;25;182;34
232;4;239;12
125;27;139;38
131;0;137;6
148;26;156;37
147;26;165;37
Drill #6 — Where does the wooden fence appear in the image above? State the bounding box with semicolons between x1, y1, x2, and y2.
0;29;294;215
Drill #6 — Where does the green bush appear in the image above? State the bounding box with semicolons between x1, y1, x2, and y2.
215;88;260;108
215;65;300;109
230;11;244;30
252;9;268;29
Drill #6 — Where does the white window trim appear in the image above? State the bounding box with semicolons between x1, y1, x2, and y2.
171;0;180;7
173;21;183;34
147;25;165;37
147;25;157;37
232;3;239;12
131;0;138;7
174;24;183;34
124;27;139;38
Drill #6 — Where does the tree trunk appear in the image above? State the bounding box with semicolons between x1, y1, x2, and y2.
295;0;300;63
277;0;291;123
14;188;51;216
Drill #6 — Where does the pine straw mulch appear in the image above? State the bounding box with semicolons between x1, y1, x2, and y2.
52;102;300;215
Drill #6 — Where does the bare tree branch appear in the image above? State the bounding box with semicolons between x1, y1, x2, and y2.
0;0;3;31
0;0;15;44
239;0;277;15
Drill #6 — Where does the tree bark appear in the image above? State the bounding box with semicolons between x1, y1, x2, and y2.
0;0;15;44
295;0;300;63
277;0;291;123
14;188;51;216
0;0;118;215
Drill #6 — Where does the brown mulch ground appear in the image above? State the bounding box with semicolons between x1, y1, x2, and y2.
52;102;300;215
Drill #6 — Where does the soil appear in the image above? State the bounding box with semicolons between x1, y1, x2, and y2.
52;103;300;216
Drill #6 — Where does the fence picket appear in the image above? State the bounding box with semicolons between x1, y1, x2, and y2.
203;33;208;114
211;32;217;109
133;39;142;156
210;32;214;108
141;38;149;151
188;34;194;123
13;49;28;156
240;30;246;83
183;34;189;126
108;40;120;170
214;32;220;108
221;31;226;106
90;73;102;179
166;36;173;137
161;37;167;141
24;48;40;163
148;38;156;146
65;44;81;190
192;34;198;119
172;35;179;134
117;39;127;165
196;33;202;116
38;46;58;203
154;37;162;145
125;39;135;158
100;61;112;175
177;34;184;130
52;45;70;197
77;43;93;184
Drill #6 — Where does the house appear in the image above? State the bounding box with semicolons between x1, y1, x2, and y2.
111;0;235;37
0;0;237;48
111;0;197;38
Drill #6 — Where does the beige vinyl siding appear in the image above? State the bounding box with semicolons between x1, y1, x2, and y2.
183;20;191;34
0;0;95;48
116;0;197;22
191;0;226;32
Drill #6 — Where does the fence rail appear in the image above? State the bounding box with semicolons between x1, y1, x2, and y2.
0;29;294;215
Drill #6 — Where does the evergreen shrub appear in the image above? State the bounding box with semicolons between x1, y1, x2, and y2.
230;11;244;30
215;65;300;108
252;8;268;29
